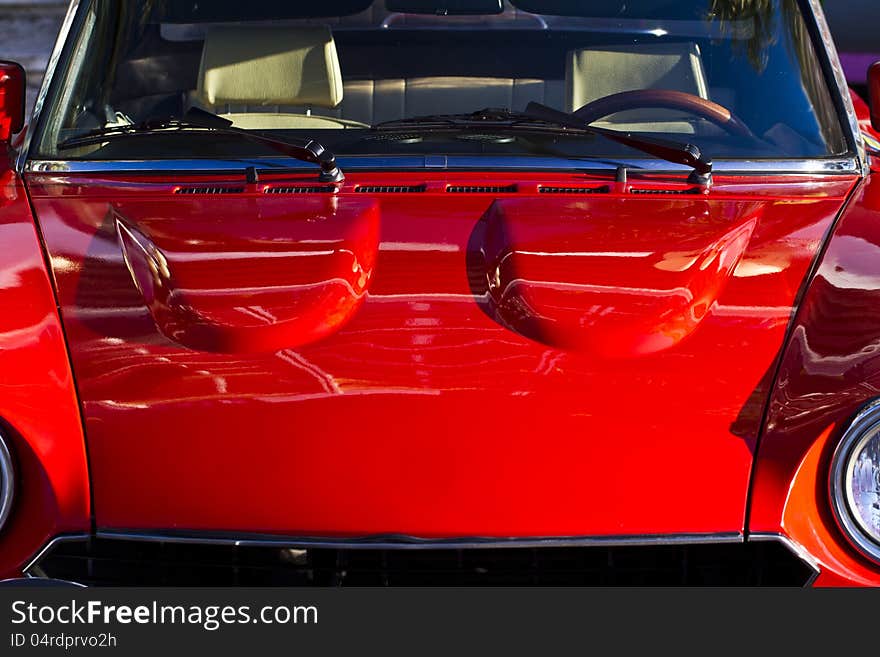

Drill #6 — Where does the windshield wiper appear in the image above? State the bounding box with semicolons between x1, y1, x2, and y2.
57;108;344;183
375;105;713;186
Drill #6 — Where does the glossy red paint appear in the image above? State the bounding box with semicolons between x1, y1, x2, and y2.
27;170;855;543
483;196;757;355
113;195;380;353
750;173;880;586
0;163;90;579
0;62;25;144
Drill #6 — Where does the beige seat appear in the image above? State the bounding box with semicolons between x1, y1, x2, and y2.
329;77;564;125
196;25;366;129
566;42;709;133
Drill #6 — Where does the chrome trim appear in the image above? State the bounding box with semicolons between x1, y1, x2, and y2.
829;400;880;565
806;0;868;174
748;533;821;585
0;433;14;534
23;155;862;176
16;0;83;174
0;578;86;588
92;530;744;551
21;534;91;577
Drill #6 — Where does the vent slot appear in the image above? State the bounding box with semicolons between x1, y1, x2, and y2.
630;187;701;195
540;186;610;195
265;186;336;195
175;187;246;195
356;185;427;194
446;185;518;194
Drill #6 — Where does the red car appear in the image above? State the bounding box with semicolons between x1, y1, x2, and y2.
1;0;879;587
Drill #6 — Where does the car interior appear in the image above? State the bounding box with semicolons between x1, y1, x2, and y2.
103;3;734;136
191;23;714;134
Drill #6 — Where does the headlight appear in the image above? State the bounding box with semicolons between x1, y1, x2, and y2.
0;433;13;533
830;402;880;563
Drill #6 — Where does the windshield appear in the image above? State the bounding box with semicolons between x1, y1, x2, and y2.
32;0;849;165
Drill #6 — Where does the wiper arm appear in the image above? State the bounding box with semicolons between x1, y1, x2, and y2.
523;102;712;186
374;105;713;186
57;108;344;183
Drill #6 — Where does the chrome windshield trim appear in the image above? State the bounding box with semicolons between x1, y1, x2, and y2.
805;0;867;174
23;155;862;176
16;0;83;175
748;533;821;585
88;530;744;551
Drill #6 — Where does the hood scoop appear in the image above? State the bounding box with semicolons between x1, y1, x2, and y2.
115;196;380;353
481;198;759;356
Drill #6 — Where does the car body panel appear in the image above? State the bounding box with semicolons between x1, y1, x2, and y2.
28;170;855;538
0;156;90;579
750;169;880;586
1;0;879;587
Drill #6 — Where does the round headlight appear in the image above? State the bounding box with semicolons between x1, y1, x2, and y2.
830;402;880;563
0;434;13;533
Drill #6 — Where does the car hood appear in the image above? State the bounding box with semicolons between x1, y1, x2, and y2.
29;172;855;540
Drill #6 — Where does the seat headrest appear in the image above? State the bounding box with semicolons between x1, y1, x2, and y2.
566;42;708;112
197;26;343;108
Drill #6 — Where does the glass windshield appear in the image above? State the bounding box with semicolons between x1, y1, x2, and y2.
33;0;849;164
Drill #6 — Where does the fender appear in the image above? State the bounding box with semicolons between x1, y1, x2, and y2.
751;167;880;586
0;152;90;578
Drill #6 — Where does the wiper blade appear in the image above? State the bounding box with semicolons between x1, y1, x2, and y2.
57;108;344;183
374;105;713;185
523;102;712;185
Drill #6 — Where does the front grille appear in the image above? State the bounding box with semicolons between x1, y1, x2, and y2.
31;538;815;587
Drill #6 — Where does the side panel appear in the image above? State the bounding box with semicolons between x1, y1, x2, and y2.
0;157;89;578
751;173;880;586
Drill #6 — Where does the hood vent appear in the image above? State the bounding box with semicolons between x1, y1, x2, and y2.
356;184;427;194
175;186;246;195
447;184;518;194
265;185;336;194
540;186;610;194
630;187;702;195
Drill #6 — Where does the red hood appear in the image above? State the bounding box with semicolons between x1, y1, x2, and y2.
29;172;855;539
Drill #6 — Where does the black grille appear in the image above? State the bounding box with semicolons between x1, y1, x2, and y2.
265;186;336;194
32;538;815;587
356;185;427;193
175;187;246;195
539;186;610;194
446;185;518;194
